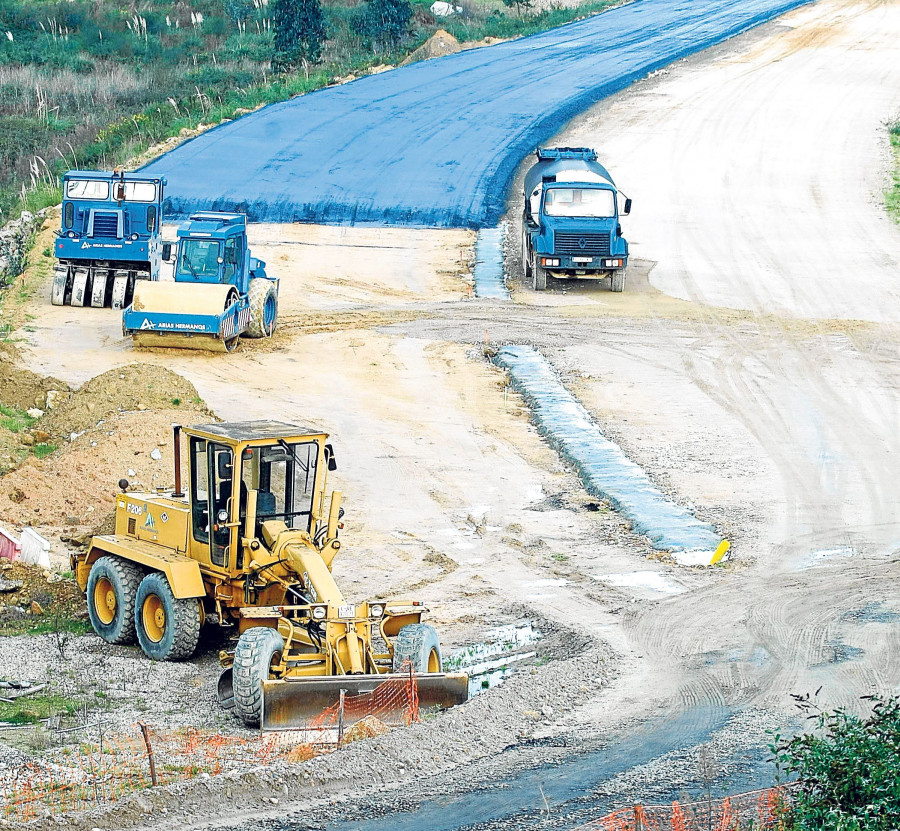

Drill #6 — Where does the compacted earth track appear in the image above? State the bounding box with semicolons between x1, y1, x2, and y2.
8;1;900;829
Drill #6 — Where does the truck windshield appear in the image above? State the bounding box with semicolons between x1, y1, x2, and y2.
544;188;615;218
241;442;319;534
66;179;110;200
179;239;221;279
117;182;157;202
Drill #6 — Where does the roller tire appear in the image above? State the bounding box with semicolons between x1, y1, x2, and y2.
610;269;626;293
232;627;285;727
392;623;442;674
246;278;278;339
522;229;533;282
134;572;201;661
86;555;143;645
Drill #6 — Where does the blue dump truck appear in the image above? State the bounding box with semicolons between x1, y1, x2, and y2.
521;147;631;292
52;170;166;309
122;212;278;352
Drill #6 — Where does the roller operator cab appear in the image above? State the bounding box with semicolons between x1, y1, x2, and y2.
121;212;279;352
52;170;166;309
521;147;632;292
72;422;468;728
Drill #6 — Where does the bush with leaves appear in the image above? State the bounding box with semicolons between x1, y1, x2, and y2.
273;0;327;71
352;0;412;49
771;693;900;830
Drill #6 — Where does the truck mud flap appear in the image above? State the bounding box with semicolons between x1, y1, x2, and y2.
51;265;71;306
259;672;469;732
70;267;90;307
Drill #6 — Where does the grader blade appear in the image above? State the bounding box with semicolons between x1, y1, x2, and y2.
260;673;469;732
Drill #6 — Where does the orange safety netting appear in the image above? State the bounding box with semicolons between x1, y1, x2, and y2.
578;786;791;831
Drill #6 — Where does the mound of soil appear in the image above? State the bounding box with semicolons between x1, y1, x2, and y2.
40;364;206;441
400;29;461;66
0;560;85;632
0;346;67;412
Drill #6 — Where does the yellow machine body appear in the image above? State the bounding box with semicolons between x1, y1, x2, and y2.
73;421;468;726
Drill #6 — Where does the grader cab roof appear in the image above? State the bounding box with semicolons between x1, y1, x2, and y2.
189;421;327;442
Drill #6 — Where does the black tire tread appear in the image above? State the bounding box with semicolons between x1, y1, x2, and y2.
232;627;284;727
246;278;278;339
392;623;442;673
134;573;201;661
87;555;143;645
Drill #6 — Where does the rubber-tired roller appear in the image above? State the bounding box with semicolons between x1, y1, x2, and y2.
122;212;278;351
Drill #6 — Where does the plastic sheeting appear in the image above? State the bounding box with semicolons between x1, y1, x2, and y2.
142;0;812;227
494;345;723;554
473;227;509;299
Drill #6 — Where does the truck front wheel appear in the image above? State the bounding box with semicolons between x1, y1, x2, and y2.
522;231;533;282
532;256;548;292
610;269;626;293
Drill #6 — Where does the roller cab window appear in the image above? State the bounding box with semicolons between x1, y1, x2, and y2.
179;239;222;281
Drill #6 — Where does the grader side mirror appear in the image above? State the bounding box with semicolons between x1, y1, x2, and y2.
325;444;337;472
162;242;172;261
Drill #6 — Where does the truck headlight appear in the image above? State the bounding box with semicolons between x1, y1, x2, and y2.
67;231;75;238
369;603;384;618
312;606;327;620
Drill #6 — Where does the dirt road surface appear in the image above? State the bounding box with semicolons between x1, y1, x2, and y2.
6;0;900;828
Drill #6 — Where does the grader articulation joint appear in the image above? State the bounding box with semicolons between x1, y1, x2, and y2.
72;422;468;728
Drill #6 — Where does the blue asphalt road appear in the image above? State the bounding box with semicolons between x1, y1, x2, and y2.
143;0;811;227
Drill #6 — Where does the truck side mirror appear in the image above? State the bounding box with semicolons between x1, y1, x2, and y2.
162;242;172;261
623;198;632;216
225;248;238;265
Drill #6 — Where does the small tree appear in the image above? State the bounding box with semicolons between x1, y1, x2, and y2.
771;693;900;830
273;0;327;72
502;0;535;16
352;0;412;50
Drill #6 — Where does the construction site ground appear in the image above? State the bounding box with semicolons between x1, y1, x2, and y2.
1;0;899;828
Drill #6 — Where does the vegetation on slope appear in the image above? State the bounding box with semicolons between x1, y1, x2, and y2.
0;0;619;221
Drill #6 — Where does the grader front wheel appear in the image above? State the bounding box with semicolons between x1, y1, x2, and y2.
134;573;201;661
232;626;285;727
392;623;442;674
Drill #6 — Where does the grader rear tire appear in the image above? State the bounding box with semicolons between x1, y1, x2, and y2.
392;623;442;674
246;278;278;338
86;556;143;645
233;626;285;727
134;572;201;661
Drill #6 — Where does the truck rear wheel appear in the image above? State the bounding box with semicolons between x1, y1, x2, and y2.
86;555;143;645
610;269;626;293
246;278;278;338
134;572;201;661
392;623;442;674
232;627;285;727
522;230;533;282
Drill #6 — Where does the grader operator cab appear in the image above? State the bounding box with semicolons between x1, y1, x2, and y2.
72;422;468;728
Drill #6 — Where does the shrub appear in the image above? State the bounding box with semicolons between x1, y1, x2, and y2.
274;0;327;69
352;0;413;48
771;694;900;830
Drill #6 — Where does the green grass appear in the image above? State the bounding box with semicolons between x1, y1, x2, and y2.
0;403;37;433
887;121;900;222
0;0;621;221
0;617;90;637
32;442;57;458
0;691;81;724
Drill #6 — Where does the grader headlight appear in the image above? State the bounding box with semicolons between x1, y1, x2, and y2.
369;604;384;618
311;605;327;621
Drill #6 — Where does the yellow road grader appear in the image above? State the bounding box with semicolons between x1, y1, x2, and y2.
72;421;467;728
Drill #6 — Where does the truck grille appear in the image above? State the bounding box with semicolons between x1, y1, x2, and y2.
554;232;611;257
91;212;120;238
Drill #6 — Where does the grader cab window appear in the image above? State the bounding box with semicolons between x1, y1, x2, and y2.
240;441;318;537
191;438;234;567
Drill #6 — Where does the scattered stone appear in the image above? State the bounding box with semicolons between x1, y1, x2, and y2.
127;469;136;478
150;448;162;461
33;430;51;444
20;434;34;447
26;408;44;419
9;487;25;504
45;390;61;410
29;600;44;615
0;579;23;592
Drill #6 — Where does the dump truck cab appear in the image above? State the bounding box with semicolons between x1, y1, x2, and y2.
73;421;467;728
122;212;278;351
52;169;166;309
522;147;631;292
